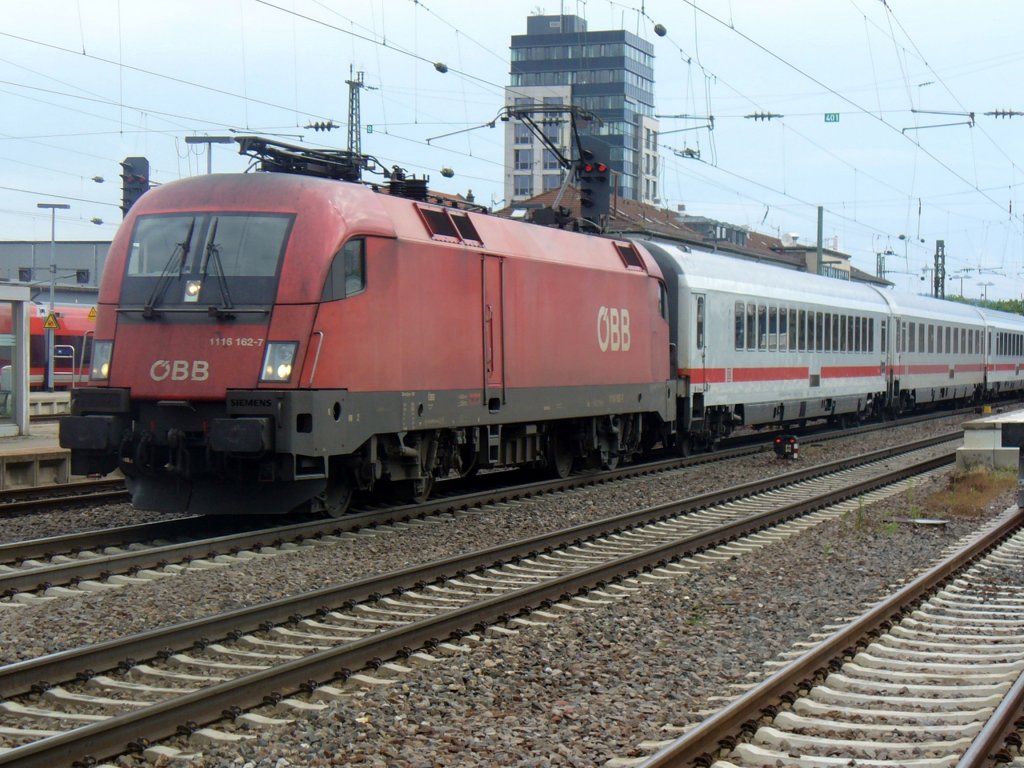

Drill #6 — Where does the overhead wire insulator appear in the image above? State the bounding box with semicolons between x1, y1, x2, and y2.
305;120;336;132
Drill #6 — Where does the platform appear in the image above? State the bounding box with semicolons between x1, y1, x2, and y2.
956;407;1024;472
0;421;75;490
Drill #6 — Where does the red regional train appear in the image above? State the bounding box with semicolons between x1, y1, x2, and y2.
60;141;1024;516
0;302;96;390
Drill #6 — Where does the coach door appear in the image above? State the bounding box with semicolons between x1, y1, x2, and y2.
692;293;708;393
482;255;505;408
887;317;900;404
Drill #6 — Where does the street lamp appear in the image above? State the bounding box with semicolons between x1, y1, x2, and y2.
978;281;994;302
36;202;70;392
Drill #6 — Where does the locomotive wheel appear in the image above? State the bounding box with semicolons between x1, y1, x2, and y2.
458;444;479;479
399;475;435;505
549;433;574;479
321;479;354;518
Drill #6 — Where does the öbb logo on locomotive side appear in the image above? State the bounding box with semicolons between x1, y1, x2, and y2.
149;360;210;382
597;306;631;352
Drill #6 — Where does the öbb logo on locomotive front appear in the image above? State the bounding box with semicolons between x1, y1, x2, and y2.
149;359;210;382
597;306;631;352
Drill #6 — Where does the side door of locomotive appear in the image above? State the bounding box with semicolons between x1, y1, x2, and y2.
482;254;505;406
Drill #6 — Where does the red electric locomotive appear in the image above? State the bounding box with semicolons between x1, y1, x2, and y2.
60;141;675;515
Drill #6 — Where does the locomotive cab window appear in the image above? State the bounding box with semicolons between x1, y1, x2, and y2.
322;239;366;301
121;212;292;308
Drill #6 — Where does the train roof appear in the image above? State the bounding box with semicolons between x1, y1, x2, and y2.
111;173;664;304
645;241;889;313
641;239;1024;330
873;289;988;325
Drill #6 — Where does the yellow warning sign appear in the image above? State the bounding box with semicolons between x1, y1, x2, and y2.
43;312;60;330
88;306;97;320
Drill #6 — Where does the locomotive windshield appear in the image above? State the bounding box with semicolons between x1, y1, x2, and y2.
120;213;293;311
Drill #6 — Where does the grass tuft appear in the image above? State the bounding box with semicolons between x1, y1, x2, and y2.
921;468;1017;519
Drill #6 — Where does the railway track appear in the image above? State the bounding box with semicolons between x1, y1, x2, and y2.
0;478;128;515
0;433;959;602
625;512;1024;768
0;402;988;519
0;437;962;766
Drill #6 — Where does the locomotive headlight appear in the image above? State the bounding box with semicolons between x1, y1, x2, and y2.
259;342;298;383
183;280;202;302
90;340;113;381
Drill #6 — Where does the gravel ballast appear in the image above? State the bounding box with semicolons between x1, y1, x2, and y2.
0;414;1013;766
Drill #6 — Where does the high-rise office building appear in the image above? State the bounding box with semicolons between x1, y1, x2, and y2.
504;14;659;206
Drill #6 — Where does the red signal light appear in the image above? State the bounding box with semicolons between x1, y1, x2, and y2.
596;163;607;173
583;163;595;173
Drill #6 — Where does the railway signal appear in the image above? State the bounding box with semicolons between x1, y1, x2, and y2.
120;156;150;216
577;135;611;221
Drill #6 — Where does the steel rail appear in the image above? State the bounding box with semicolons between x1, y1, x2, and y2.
0;436;957;700
635;508;1024;768
0;431;958;596
0;449;956;767
955;668;1024;767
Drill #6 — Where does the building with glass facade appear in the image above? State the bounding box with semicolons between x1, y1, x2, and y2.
504;14;659;206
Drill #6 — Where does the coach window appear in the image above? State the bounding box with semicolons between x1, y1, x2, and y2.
757;304;767;350
868;318;874;353
854;316;861;352
927;324;934;354
953;327;958;354
945;327;951;354
779;308;788;351
918;324;925;354
814;312;822;352
824;313;832;351
789;309;797;350
880;319;886;353
768;306;778;350
747;303;756;351
735;302;744;350
322;238;366;301
798;309;806;351
936;325;943;354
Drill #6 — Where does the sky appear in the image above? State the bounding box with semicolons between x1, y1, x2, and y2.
2;0;1023;301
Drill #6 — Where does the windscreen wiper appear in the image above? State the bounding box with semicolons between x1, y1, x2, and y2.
199;218;236;319
142;217;195;319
